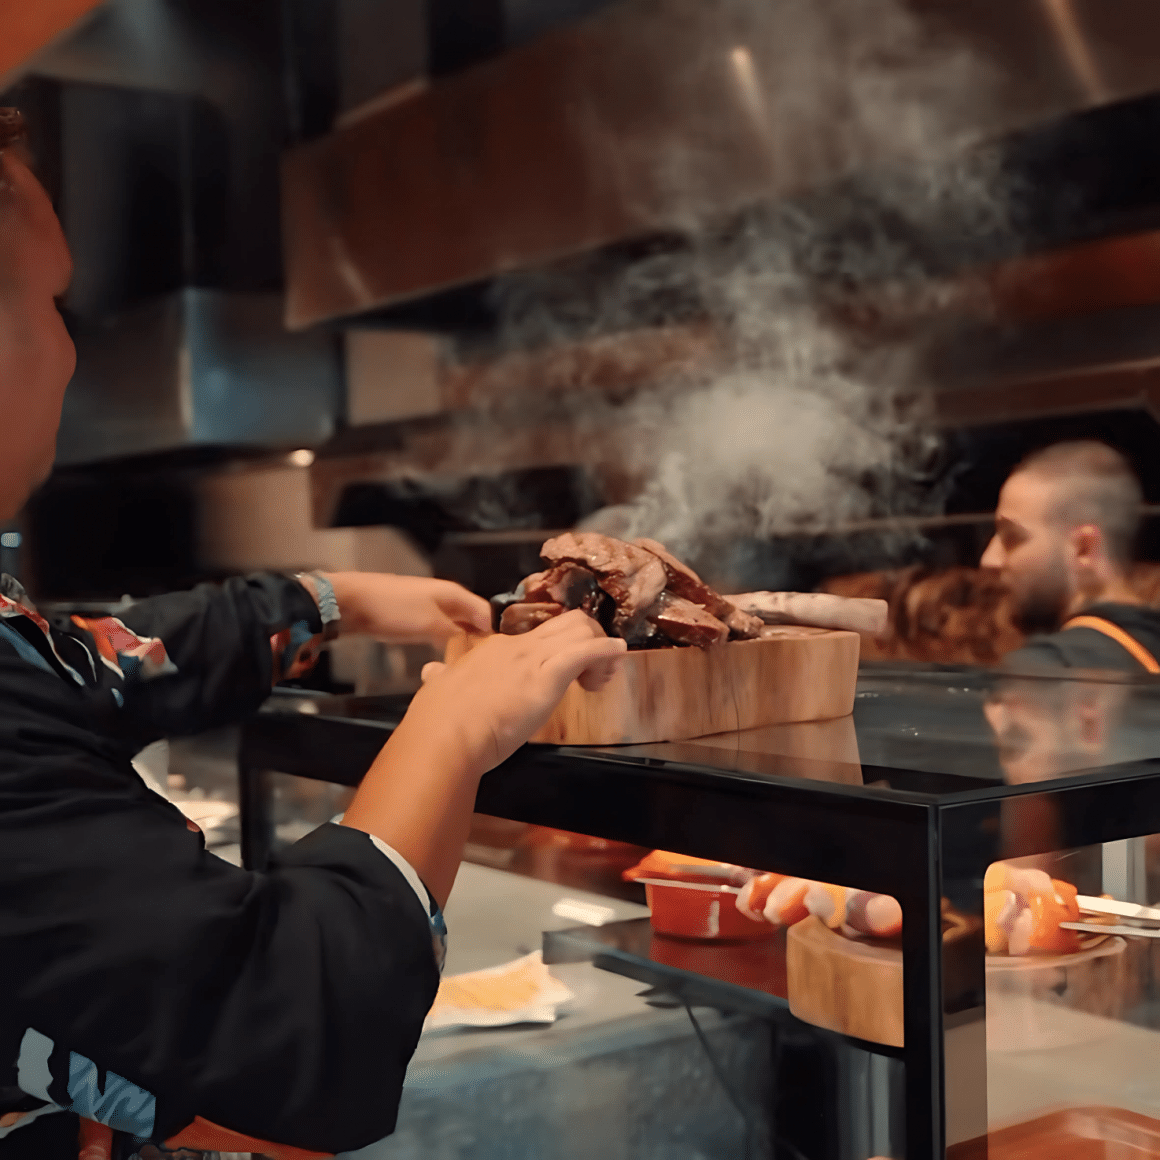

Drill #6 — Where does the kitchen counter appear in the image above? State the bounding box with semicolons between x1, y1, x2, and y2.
241;663;1160;1158
337;863;772;1160
987;1003;1160;1129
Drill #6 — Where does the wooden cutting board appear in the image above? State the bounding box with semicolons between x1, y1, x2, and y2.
787;912;983;1048
445;625;859;745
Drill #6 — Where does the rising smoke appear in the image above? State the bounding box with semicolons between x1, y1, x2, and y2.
487;0;1020;566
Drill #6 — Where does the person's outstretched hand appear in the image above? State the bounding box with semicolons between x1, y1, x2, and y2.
402;609;627;777
322;572;491;644
341;609;627;905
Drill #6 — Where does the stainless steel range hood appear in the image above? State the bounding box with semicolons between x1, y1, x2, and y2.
282;0;1160;330
4;0;345;465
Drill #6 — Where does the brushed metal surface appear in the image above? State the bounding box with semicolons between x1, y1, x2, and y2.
283;0;1160;328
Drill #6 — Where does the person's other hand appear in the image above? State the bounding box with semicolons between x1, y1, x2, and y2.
321;572;491;645
402;609;627;776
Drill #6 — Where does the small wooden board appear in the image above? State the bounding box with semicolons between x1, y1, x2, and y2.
446;625;859;746
787;912;983;1048
788;916;909;1048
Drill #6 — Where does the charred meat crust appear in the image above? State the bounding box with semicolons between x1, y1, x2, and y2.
490;590;527;633
634;537;762;639
522;563;608;618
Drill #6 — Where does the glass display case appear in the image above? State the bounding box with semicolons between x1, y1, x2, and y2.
238;664;1160;1159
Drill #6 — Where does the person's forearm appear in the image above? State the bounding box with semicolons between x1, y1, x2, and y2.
339;715;482;907
313;570;492;642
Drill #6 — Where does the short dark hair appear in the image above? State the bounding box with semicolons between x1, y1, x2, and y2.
1014;440;1143;564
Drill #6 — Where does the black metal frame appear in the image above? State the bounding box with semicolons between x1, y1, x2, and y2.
239;699;1160;1159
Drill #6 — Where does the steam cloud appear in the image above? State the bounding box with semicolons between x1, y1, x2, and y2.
486;0;1019;568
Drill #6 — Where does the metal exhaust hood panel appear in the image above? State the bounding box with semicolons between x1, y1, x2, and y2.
283;0;1160;329
55;289;342;465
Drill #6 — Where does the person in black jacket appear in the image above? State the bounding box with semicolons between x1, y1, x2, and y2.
980;440;1160;673
0;110;626;1160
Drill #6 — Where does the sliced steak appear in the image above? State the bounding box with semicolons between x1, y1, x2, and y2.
521;563;605;617
542;532;667;634
646;592;729;648
490;590;527;633
635;537;762;640
500;602;565;635
517;572;546;598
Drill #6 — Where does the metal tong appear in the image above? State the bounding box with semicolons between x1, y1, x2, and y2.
1060;895;1160;940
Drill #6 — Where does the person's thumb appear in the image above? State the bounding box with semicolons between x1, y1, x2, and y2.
420;661;447;684
578;655;621;693
542;636;628;694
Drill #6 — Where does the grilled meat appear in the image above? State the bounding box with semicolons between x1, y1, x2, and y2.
489;590;527;633
521;563;607;618
541;532;667;635
634;537;762;640
499;602;565;635
722;608;764;639
646;592;729;648
494;534;793;650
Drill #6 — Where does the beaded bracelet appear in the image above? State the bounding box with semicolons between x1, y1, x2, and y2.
295;571;342;641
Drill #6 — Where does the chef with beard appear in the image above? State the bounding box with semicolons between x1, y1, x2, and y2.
981;440;1160;672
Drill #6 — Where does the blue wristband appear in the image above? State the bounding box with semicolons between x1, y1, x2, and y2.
296;571;342;640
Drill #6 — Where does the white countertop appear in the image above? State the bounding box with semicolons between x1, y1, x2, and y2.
988;1003;1160;1130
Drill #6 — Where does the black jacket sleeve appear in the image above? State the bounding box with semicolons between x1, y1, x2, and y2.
3;773;438;1153
111;573;323;737
1;575;443;1154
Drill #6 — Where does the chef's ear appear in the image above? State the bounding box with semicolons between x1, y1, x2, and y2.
1069;523;1104;567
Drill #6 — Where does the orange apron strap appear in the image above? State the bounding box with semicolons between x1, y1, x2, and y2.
1063;615;1160;673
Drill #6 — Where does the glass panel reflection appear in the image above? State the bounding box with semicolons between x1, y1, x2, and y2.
973;841;1160;1159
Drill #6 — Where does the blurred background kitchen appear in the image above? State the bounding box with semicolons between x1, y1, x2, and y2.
12;2;1160;674
7;0;1160;828
10;3;1160;1157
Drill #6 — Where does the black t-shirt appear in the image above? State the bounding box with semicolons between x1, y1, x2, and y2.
0;574;439;1158
1005;602;1160;672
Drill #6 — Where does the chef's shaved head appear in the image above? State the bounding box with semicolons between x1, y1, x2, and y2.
1013;441;1142;565
982;439;1145;634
